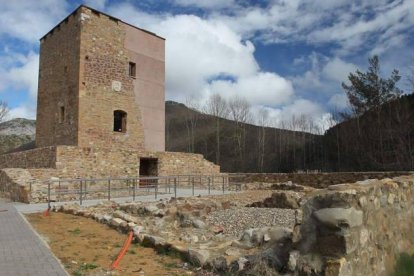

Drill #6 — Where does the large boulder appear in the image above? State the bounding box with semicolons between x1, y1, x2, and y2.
236;226;292;248
313;207;363;228
188;249;210;266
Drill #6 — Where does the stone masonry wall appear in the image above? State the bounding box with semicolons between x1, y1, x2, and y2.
0;146;220;179
0;147;57;169
291;174;414;275
77;7;145;151
238;172;410;189
157;151;220;176
0;146;221;203
36;10;80;147
0;169;32;203
55;146;140;178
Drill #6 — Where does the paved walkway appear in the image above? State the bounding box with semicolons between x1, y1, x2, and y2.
0;204;67;276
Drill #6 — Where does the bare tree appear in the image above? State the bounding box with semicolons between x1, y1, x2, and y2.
328;110;341;171
184;96;200;153
278;120;287;171
257;107;268;172
228;95;251;169
407;61;414;92
0;101;9;123
296;115;309;170
204;93;228;164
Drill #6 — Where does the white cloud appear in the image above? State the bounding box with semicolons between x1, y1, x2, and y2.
328;93;349;110
307;0;414;54
7;104;36;120
153;15;259;101
252;99;333;132
0;0;68;43
0;51;39;121
207;72;294;106
107;3;164;28
84;0;107;10
1;52;39;98
280;99;324;121
322;57;358;83
172;0;235;9
291;53;326;93
210;0;414;55
291;54;358;102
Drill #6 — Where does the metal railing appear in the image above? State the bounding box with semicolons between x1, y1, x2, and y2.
28;174;244;209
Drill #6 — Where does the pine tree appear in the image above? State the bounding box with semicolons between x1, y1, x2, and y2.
342;55;402;116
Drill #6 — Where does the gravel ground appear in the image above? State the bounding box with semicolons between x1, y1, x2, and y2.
205;190;274;207
206;207;295;238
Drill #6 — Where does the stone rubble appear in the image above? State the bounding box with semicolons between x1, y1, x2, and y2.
48;174;414;275
51;191;298;274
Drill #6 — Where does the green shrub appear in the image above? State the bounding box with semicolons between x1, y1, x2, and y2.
394;253;414;276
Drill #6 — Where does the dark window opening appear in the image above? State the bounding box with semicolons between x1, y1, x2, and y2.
59;106;65;123
113;110;127;132
129;62;136;78
64;66;68;73
139;158;159;186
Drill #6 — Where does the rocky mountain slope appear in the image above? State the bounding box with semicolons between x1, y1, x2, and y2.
0;118;35;154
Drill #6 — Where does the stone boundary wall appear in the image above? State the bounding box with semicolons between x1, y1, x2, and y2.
0;147;56;169
55;146;140;178
0;147;222;203
236;172;411;189
290;174;414;275
0;146;220;179
0;169;31;203
157;151;220;176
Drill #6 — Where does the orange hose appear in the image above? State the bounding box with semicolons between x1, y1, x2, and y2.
111;230;134;270
43;208;50;217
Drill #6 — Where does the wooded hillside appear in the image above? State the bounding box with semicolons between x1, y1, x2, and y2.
166;95;414;172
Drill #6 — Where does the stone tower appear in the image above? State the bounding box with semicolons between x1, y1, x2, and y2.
35;5;165;152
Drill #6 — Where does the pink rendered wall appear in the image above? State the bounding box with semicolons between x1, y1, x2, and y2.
124;25;165;152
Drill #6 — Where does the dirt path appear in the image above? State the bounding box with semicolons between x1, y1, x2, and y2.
26;212;192;276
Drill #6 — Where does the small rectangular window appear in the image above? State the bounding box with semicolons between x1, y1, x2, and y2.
59;106;65;123
129;62;136;78
114;110;127;133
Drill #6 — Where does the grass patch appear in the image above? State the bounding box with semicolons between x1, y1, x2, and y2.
72;263;98;276
80;263;98;270
72;271;83;276
164;261;177;270
394;253;414;276
68;228;81;235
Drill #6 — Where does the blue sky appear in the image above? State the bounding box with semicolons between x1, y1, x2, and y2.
0;0;413;130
